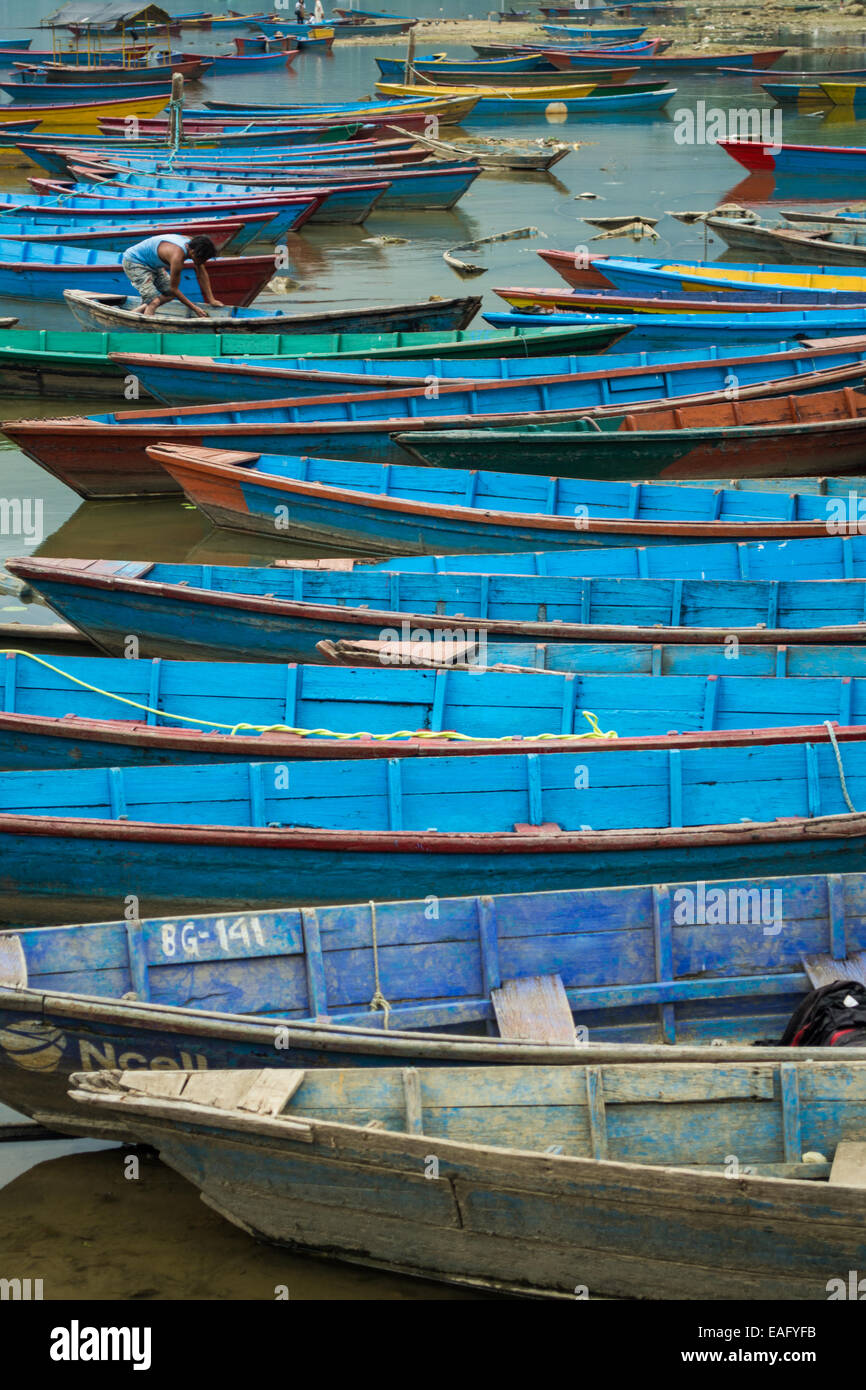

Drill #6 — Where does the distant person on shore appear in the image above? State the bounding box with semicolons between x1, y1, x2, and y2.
121;234;225;319
295;0;307;19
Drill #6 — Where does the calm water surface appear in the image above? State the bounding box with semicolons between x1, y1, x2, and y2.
1;0;866;1299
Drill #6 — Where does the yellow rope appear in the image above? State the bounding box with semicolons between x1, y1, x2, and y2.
0;649;619;744
368;900;391;1029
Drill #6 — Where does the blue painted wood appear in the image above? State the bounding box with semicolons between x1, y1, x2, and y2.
353;519;866;574
121;336;866;406
152;445;866;553
591;256;866;305
13;558;866;664
449;638;866;678
9;867;866;1042
485;305;866;350
0;237;234;302
2;738;866;922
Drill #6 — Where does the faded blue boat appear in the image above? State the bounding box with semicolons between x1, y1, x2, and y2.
484;306;866;351
64;1057;866;1300
10;557;866;664
0;76;170;101
53;175;386;225
4;872;866;1137
0;188;318;231
1;736;866;923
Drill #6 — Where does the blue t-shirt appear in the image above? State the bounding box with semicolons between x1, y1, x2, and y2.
126;235;190;270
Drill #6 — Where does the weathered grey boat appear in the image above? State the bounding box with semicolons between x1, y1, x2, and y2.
705;215;866;266
66;1061;866;1299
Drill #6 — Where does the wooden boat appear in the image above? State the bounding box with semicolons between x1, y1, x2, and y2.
818;82;866;108
484;305;866;350
542;246;866;291
0;91;172;132
0;186;324;230
540;47;785;71
373;81;677;116
321;633;866;677
375;52;550;75
120;336;833;404
0;323;626;397
281;526;866;581
10;648;866;769
374;58;639;85
701;217;866;268
14;55;210;82
4;716;866;920
64;1058;866;1300
6;872;866;1138
497;284;866;315
0;77;172;102
396;386;866;479
58;167;394;225
0;213;267;256
762;82;829;106
14;338;866;492
0;240;275;304
191;48;297;74
783;205;866;229
88;161;485;213
719;138;866;176
144;442;851;553
196;93;480;122
392;127;572;172
531;257;866;303
12;556;866;666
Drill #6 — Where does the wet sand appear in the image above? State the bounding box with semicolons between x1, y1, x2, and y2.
0;1147;491;1299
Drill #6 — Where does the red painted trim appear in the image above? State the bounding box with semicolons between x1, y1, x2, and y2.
3;710;866;759
1;808;864;854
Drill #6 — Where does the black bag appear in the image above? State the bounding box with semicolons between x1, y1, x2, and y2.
780;980;866;1048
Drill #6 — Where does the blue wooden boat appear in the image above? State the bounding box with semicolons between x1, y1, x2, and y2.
0;38;32;49
2;731;866;923
0;187;322;230
344;528;866;578
0;77;170;102
53;174;390;225
0;210;291;254
114;337;866;409
8;650;866;770
0;238;260;303
10;557;866;665
92;165;483;212
321;632;866;678
375;53;547;77
65;1057;866;1300
484;306;866;350
7;872;866;1145
17;337;866;495
199;49;296;74
147;442;859;555
594;257;866;303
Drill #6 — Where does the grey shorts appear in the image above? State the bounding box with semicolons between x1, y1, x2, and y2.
122;254;172;303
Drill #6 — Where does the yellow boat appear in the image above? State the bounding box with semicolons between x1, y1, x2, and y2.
0;91;170;133
818;82;866;107
661;262;866;292
374;79;596;100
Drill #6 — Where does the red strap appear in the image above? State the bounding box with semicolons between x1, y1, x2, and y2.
829;1028;857;1046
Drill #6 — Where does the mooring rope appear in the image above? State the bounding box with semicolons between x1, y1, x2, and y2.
367;900;391;1028
824;720;858;814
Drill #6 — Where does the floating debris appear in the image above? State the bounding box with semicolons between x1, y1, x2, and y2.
444;225;545;277
363;235;410;246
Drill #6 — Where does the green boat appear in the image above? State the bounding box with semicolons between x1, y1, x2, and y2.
395;387;866;482
0;324;628;399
